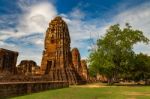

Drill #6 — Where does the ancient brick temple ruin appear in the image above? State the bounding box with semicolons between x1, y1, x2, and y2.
17;60;40;75
0;48;18;75
40;16;87;84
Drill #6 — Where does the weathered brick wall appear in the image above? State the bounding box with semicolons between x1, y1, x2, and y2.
0;81;69;98
0;48;18;75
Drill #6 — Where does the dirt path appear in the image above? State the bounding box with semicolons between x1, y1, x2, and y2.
71;83;108;88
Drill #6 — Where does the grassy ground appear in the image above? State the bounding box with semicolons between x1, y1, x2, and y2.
11;83;150;99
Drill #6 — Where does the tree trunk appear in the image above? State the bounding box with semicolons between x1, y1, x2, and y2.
107;77;114;85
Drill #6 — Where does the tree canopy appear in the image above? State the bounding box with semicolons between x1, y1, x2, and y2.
89;23;149;84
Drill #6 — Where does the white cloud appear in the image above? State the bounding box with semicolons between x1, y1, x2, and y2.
0;1;57;65
0;41;4;45
17;1;57;37
35;39;44;45
0;1;57;39
69;8;85;19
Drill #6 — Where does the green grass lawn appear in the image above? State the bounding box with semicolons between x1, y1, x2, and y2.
11;84;150;99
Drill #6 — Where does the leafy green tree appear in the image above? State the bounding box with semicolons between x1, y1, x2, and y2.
89;23;149;84
132;53;150;83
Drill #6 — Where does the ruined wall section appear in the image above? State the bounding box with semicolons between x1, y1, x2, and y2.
81;60;89;80
17;60;40;75
0;48;18;75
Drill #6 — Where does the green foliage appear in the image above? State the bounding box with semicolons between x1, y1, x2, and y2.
132;53;150;82
89;23;149;83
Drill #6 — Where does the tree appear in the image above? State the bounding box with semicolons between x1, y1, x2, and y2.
89;23;149;85
132;53;150;83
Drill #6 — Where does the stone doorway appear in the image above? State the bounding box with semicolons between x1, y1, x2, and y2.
45;60;52;74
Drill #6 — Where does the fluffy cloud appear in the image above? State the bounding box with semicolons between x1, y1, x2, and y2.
17;2;57;35
0;1;57;39
0;1;57;65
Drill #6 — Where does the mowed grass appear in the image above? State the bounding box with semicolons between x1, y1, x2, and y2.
11;84;150;99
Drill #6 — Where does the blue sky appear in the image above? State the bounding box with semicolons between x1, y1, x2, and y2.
0;0;150;65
